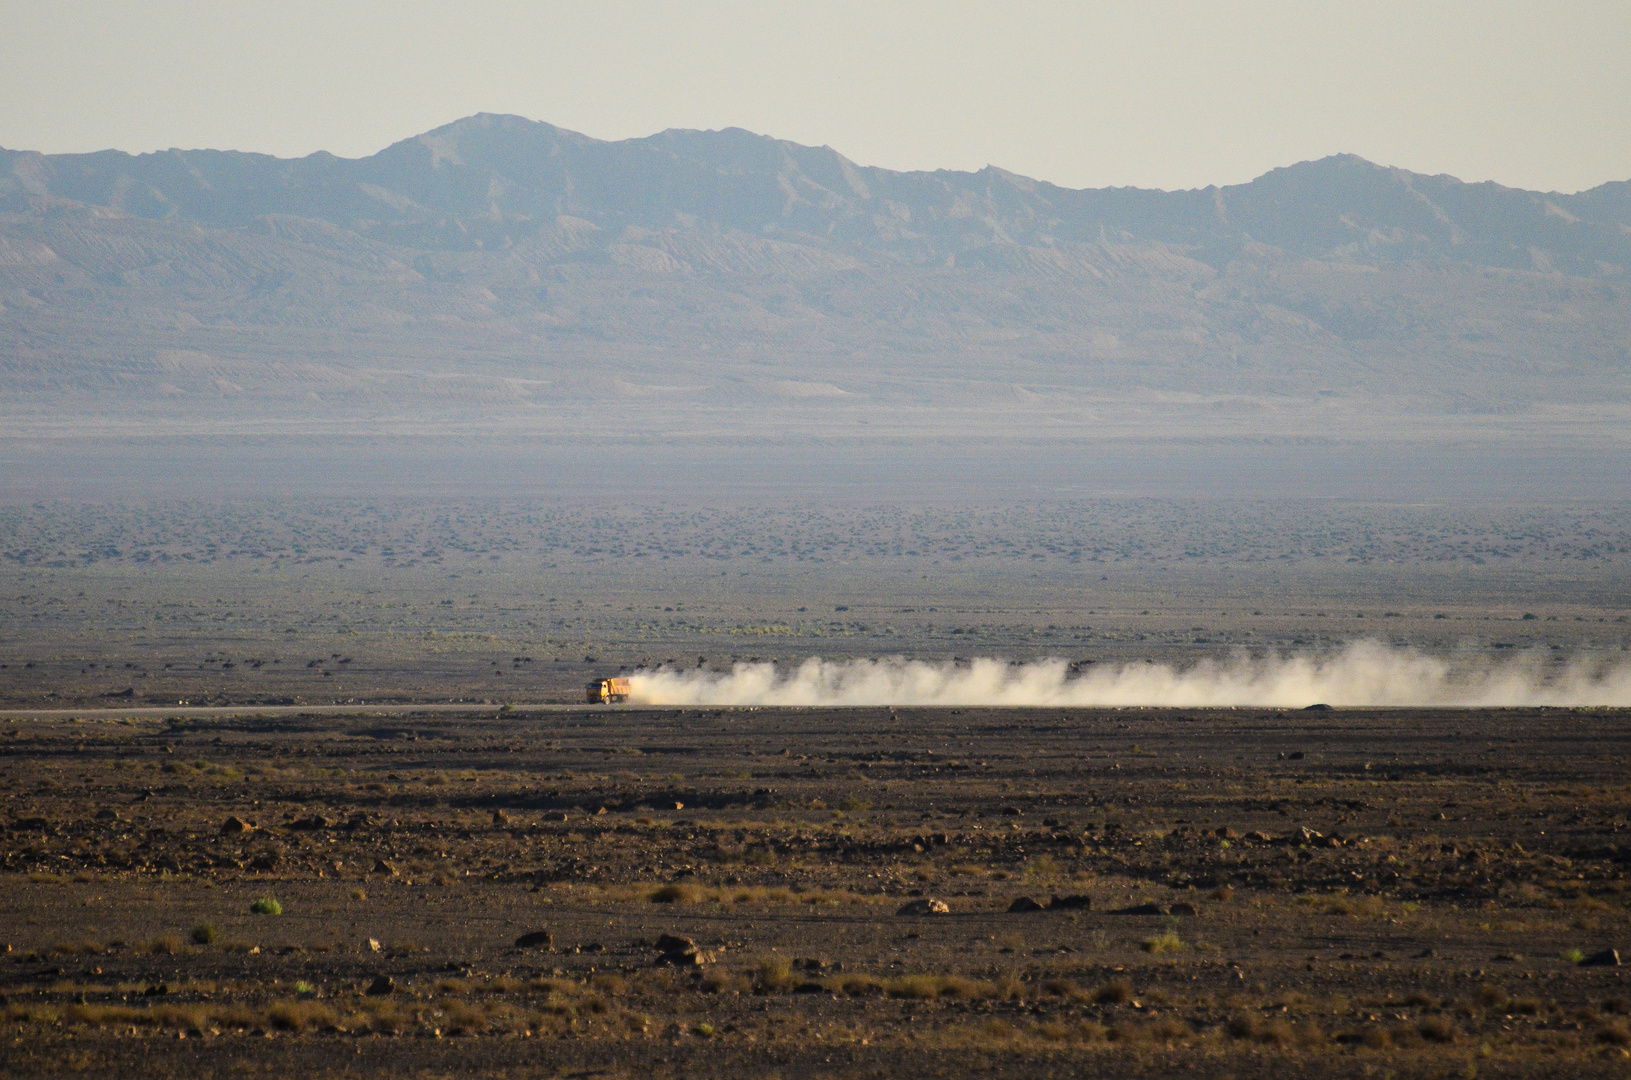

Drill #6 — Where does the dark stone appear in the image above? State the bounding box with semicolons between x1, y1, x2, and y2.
514;930;553;949
1303;703;1333;712
655;934;695;953
1113;902;1170;915
1007;896;1046;913
1049;894;1093;910
365;976;395;995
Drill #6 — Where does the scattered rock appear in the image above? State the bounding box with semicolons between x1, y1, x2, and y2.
248;853;281;872
289;815;331;831
491;809;510;825
671;801;684;811
794;957;829;971
1582;949;1622;967
95;808;120;822
514;930;553;949
1214;827;1236;838
1049;894;1092;911
896;898;950;916
655;948;705;967
655;934;696;953
1007;896;1046;913
365;976;395;996
372;860;398;876
367;939;381;953
219;816;255;835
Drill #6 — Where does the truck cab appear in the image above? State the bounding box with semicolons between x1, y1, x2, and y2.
585;677;631;704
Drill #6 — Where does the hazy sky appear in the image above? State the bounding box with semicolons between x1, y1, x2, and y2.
4;1;1628;192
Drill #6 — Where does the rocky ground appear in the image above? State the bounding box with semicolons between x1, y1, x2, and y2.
2;702;1630;1077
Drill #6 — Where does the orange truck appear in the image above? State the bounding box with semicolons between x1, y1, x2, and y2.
585;677;632;704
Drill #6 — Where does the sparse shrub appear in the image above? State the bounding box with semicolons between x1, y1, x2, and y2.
755;955;795;991
590;974;626;995
886;974;982;999
147;936;183;955
1023;855;1055;878
836;796;870;812
701;969;752;994
827;973;884;996
1562;947;1586;963
268;1001;336;1032
1597;1024;1631;1047
1141;931;1182;954
53;940;104;956
1417;1016;1456;1043
1095;979;1133;1005
648;883;702;904
250;897;282;915
1147;1017;1190;1042
1475;984;1509;1009
190;923;218;946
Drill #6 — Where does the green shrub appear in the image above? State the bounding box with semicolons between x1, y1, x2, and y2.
250;897;282;915
1141;931;1182;954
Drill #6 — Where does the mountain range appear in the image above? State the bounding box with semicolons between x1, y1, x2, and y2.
2;113;1628;443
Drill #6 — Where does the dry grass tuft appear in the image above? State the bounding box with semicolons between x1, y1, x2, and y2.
647;882;704;904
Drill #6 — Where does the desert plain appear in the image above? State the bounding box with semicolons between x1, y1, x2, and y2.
2;496;1629;1078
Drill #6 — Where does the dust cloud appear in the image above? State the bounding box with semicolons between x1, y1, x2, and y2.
629;641;1631;708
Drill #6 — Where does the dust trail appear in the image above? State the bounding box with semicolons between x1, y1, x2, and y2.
628;641;1631;708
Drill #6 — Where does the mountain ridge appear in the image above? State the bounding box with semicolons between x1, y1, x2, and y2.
1;114;1627;440
4;113;1628;275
